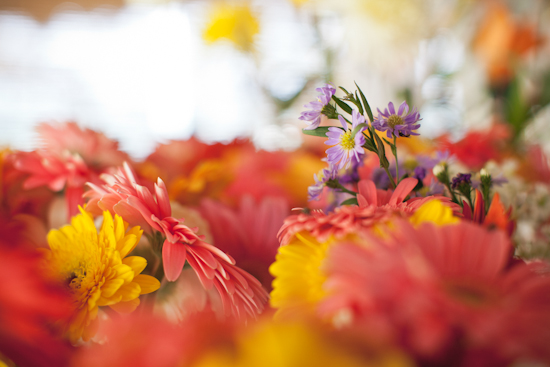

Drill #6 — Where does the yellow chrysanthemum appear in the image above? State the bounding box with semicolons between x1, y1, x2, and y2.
270;232;336;319
409;199;460;227
203;2;259;52
45;208;160;343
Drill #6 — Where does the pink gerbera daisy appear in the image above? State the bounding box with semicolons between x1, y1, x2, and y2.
320;220;550;365
278;177;460;245
84;162;269;319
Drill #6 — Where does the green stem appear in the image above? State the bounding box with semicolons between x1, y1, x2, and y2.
334;182;358;196
444;182;460;205
465;190;474;210
383;166;397;189
393;135;399;185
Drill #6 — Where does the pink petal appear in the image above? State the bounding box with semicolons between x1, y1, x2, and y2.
186;254;214;289
194;241;235;265
155;178;172;218
122;161;138;185
113;201;151;232
98;193;124;212
136;185;160;218
127;196;160;230
388;177;418;205
65;186;84;219
162;240;187;281
473;189;485;223
462;200;473;220
357;179;378;207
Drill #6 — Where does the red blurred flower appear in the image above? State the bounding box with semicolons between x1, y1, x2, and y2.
462;190;515;237
71;311;237;367
438;124;510;170
36;121;129;168
12;122;130;220
0;218;73;367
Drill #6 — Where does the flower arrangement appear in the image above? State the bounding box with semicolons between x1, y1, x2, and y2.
1;78;550;367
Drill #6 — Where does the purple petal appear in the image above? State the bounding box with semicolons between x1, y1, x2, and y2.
397;101;407;115
388;102;396;115
338;115;348;130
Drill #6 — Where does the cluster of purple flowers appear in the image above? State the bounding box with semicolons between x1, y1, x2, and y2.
299;84;336;130
300;84;425;207
451;173;472;189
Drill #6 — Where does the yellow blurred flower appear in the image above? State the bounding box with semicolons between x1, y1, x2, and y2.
169;159;231;205
289;0;309;6
203;2;259;52
269;232;334;319
194;320;414;367
409;199;460;227
274;153;327;206
44;209;160;343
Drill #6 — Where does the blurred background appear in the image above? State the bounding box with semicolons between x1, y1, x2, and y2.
0;0;549;159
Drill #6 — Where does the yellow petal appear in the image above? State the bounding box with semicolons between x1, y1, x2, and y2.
101;278;125;298
114;214;125;242
122;256;147;275
96;294;123;307
112;264;135;283
133;274;161;294
109;298;140;313
409;199;460;227
116;282;141;302
81;316;100;342
118;234;139;258
102;211;118;250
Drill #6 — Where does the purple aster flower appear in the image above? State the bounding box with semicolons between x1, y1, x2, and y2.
371;163;404;189
451;173;472;190
299;84;336;130
426;179;445;195
413;166;427;181
373;101;421;139
416;150;454;170
472;172;508;189
308;164;337;201
325;109;366;170
339;158;362;184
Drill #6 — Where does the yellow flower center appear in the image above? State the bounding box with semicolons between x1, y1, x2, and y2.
339;130;355;151
387;115;404;129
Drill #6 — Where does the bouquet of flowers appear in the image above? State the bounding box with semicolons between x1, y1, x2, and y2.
1;80;550;367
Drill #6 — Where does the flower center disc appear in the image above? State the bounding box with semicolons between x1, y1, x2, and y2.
340;130;355;150
387;115;404;129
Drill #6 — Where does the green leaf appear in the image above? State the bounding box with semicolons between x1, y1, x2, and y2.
302;127;335;137
339;87;351;95
354;91;364;115
351;123;368;138
363;139;377;153
355;82;374;122
340;198;358;206
332;96;353;115
373;132;389;168
504;77;530;140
